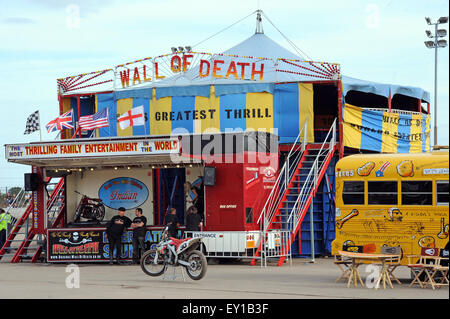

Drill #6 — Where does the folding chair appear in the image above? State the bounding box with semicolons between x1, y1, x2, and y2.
334;254;352;283
380;246;402;284
407;248;440;288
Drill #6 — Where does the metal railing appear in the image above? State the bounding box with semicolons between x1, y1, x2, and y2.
257;119;336;266
286;119;337;235
184;230;291;264
257;121;308;233
4;188;31;238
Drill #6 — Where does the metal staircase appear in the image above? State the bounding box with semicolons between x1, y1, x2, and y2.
251;119;337;266
0;178;66;263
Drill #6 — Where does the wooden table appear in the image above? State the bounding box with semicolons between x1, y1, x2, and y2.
337;251;401;289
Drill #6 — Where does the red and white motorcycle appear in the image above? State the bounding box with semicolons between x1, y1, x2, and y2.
140;226;207;280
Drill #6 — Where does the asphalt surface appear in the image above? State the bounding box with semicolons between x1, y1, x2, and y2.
0;257;447;300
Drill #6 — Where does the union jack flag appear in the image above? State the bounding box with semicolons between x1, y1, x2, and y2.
45;110;74;133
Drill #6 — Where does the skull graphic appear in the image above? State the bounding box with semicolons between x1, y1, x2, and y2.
72;232;79;242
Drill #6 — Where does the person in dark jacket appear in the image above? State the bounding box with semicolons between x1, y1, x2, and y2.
185;206;203;235
165;207;179;239
106;207;132;264
131;207;147;264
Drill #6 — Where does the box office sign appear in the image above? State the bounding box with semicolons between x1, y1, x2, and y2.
5;138;180;160
47;228;176;262
99;177;149;210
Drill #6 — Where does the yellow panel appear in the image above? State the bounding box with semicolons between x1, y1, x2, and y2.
150;90;172;135
381;111;399;153
409;113;423;153
343;103;362;150
116;98;133;137
298;83;314;143
194;86;220;133
246;92;274;132
61;97;72;139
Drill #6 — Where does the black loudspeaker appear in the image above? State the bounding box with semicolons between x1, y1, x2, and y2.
204;166;216;186
24;173;40;191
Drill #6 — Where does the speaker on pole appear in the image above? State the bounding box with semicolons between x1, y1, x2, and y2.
24;173;40;191
203;166;216;186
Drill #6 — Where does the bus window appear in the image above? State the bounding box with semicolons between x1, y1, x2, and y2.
437;181;449;206
401;181;433;206
342;181;364;205
368;181;398;205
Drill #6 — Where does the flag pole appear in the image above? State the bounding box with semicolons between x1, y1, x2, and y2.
37;110;42;141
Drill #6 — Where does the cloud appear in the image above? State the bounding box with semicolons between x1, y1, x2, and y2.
1;17;36;24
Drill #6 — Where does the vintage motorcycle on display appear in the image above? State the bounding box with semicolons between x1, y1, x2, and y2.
140;226;207;280
73;191;106;222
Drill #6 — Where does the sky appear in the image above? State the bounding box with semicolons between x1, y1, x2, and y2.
0;0;448;188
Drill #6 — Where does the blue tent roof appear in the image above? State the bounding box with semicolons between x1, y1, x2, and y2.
116;33;430;103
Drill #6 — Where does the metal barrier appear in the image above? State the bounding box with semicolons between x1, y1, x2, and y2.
184;230;291;265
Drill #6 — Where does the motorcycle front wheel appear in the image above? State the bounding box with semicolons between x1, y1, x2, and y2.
140;249;166;277
184;250;207;281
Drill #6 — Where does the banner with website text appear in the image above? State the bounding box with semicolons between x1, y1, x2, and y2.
343;103;430;153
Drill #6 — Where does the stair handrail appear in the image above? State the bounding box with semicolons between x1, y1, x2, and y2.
286;118;337;231
256;121;308;231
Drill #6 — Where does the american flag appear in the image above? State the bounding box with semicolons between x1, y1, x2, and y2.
79;108;109;130
45;110;74;133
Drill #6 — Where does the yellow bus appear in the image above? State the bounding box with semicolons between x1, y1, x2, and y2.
331;151;449;265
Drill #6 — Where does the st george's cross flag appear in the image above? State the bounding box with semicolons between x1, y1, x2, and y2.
79;108;109;130
24;110;40;135
118;105;145;130
45;109;74;133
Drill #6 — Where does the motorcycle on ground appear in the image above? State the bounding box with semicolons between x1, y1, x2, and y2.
140;226;207;280
73;191;106;222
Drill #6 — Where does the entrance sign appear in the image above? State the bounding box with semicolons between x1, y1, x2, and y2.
5;137;180;161
99;177;149;210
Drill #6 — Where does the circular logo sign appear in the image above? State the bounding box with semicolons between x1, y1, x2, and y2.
98;177;149;210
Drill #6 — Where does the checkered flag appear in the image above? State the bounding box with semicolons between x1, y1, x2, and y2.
24;110;40;135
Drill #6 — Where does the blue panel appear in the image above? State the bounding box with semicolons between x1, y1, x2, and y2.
132;98;150;136
114;88;153;100
156;85;211;99
214;83;274;96
97;93;116;137
171;96;195;133
397;113;412;153
360;109;383;152
219;93;247;131
274;83;299;144
422;114;428;152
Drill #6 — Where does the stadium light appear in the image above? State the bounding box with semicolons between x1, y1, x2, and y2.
437;29;447;37
437;39;448;47
423;17;449;146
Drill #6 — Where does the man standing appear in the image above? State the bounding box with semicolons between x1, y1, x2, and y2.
165;207;179;239
185;206;203;236
0;209;12;250
106;207;131;264
131;207;147;264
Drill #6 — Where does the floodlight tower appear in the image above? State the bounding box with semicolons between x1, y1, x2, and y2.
424;16;448;147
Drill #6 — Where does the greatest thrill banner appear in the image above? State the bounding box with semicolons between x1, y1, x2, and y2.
343;103;431;153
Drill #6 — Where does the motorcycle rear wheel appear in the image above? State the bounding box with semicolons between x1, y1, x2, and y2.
185;250;207;281
140;249;166;277
93;204;105;221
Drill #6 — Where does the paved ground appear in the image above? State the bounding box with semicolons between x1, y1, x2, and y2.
0;257;447;300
